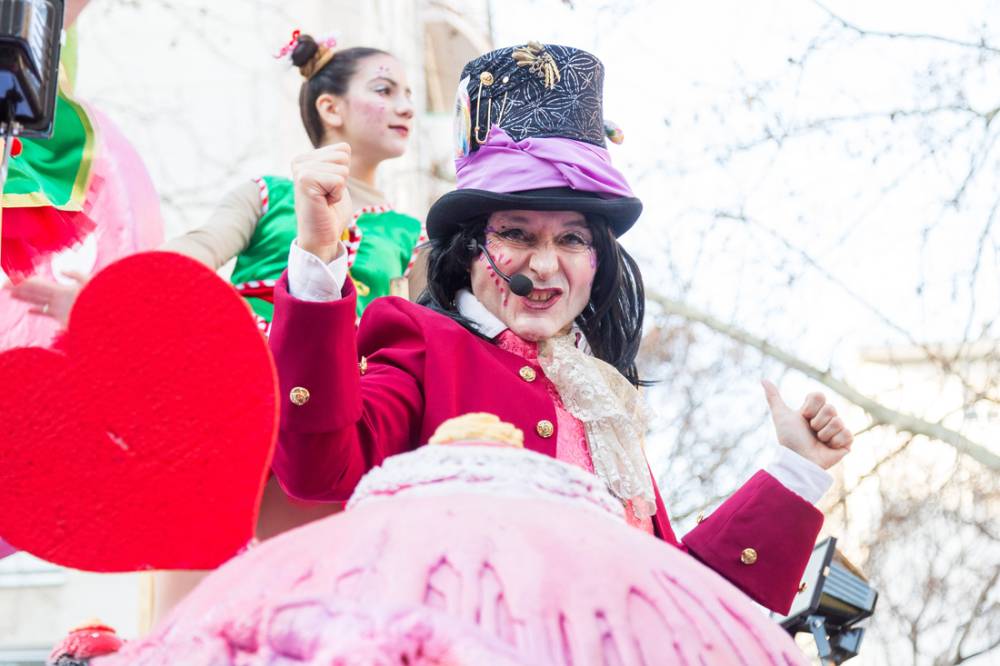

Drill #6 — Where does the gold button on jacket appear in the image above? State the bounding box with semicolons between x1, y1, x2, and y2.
289;386;310;406
740;547;758;565
359;356;368;376
519;366;537;382
536;419;554;438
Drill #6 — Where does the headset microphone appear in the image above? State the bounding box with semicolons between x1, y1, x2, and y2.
506;273;534;297
467;240;535;297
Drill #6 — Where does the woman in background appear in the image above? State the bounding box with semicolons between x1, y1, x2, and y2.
11;32;424;329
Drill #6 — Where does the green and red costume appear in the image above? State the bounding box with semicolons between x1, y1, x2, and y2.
1;90;97;278
230;175;424;331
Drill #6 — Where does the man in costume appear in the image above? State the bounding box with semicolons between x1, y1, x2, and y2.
268;41;854;614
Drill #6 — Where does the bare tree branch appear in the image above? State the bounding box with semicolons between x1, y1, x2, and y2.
813;1;1000;54
646;290;1000;470
954;635;1000;665
952;567;1000;663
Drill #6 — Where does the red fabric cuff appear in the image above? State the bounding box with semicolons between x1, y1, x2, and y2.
683;470;824;613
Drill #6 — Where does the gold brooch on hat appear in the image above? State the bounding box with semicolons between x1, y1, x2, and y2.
513;41;561;90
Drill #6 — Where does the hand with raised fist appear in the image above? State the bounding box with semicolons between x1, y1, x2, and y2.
292;142;354;264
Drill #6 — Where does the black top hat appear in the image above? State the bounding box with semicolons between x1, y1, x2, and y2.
426;42;642;240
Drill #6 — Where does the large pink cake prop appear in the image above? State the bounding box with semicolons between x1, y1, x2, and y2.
96;444;807;665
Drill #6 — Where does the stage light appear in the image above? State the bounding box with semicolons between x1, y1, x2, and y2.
772;537;878;665
0;0;64;138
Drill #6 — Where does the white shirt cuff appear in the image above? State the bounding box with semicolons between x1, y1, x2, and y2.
287;241;349;302
765;447;833;504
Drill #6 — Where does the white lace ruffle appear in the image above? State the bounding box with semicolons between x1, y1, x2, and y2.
347;444;626;522
538;333;656;517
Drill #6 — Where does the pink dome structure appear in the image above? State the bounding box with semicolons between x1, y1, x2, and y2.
97;444;807;665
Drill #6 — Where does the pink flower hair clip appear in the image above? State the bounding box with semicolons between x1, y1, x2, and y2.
274;29;338;62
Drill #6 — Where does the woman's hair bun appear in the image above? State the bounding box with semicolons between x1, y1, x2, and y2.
291;34;319;68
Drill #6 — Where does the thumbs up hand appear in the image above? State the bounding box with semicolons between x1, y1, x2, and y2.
762;380;853;470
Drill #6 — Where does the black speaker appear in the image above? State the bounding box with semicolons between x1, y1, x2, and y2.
0;0;63;138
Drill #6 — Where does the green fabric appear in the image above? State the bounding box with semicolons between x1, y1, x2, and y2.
4;92;91;208
352;209;423;314
230;175;423;321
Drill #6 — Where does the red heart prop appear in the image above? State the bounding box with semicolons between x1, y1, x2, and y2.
0;252;277;571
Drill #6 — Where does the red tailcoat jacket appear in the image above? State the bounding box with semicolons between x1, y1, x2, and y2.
269;275;823;614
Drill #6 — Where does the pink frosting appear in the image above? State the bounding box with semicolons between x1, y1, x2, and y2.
98;447;807;665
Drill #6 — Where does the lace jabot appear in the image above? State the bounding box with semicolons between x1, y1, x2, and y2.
537;333;655;517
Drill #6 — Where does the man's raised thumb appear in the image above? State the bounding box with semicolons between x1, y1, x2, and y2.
761;379;790;415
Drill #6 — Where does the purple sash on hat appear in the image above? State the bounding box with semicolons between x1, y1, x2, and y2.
455;127;634;199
